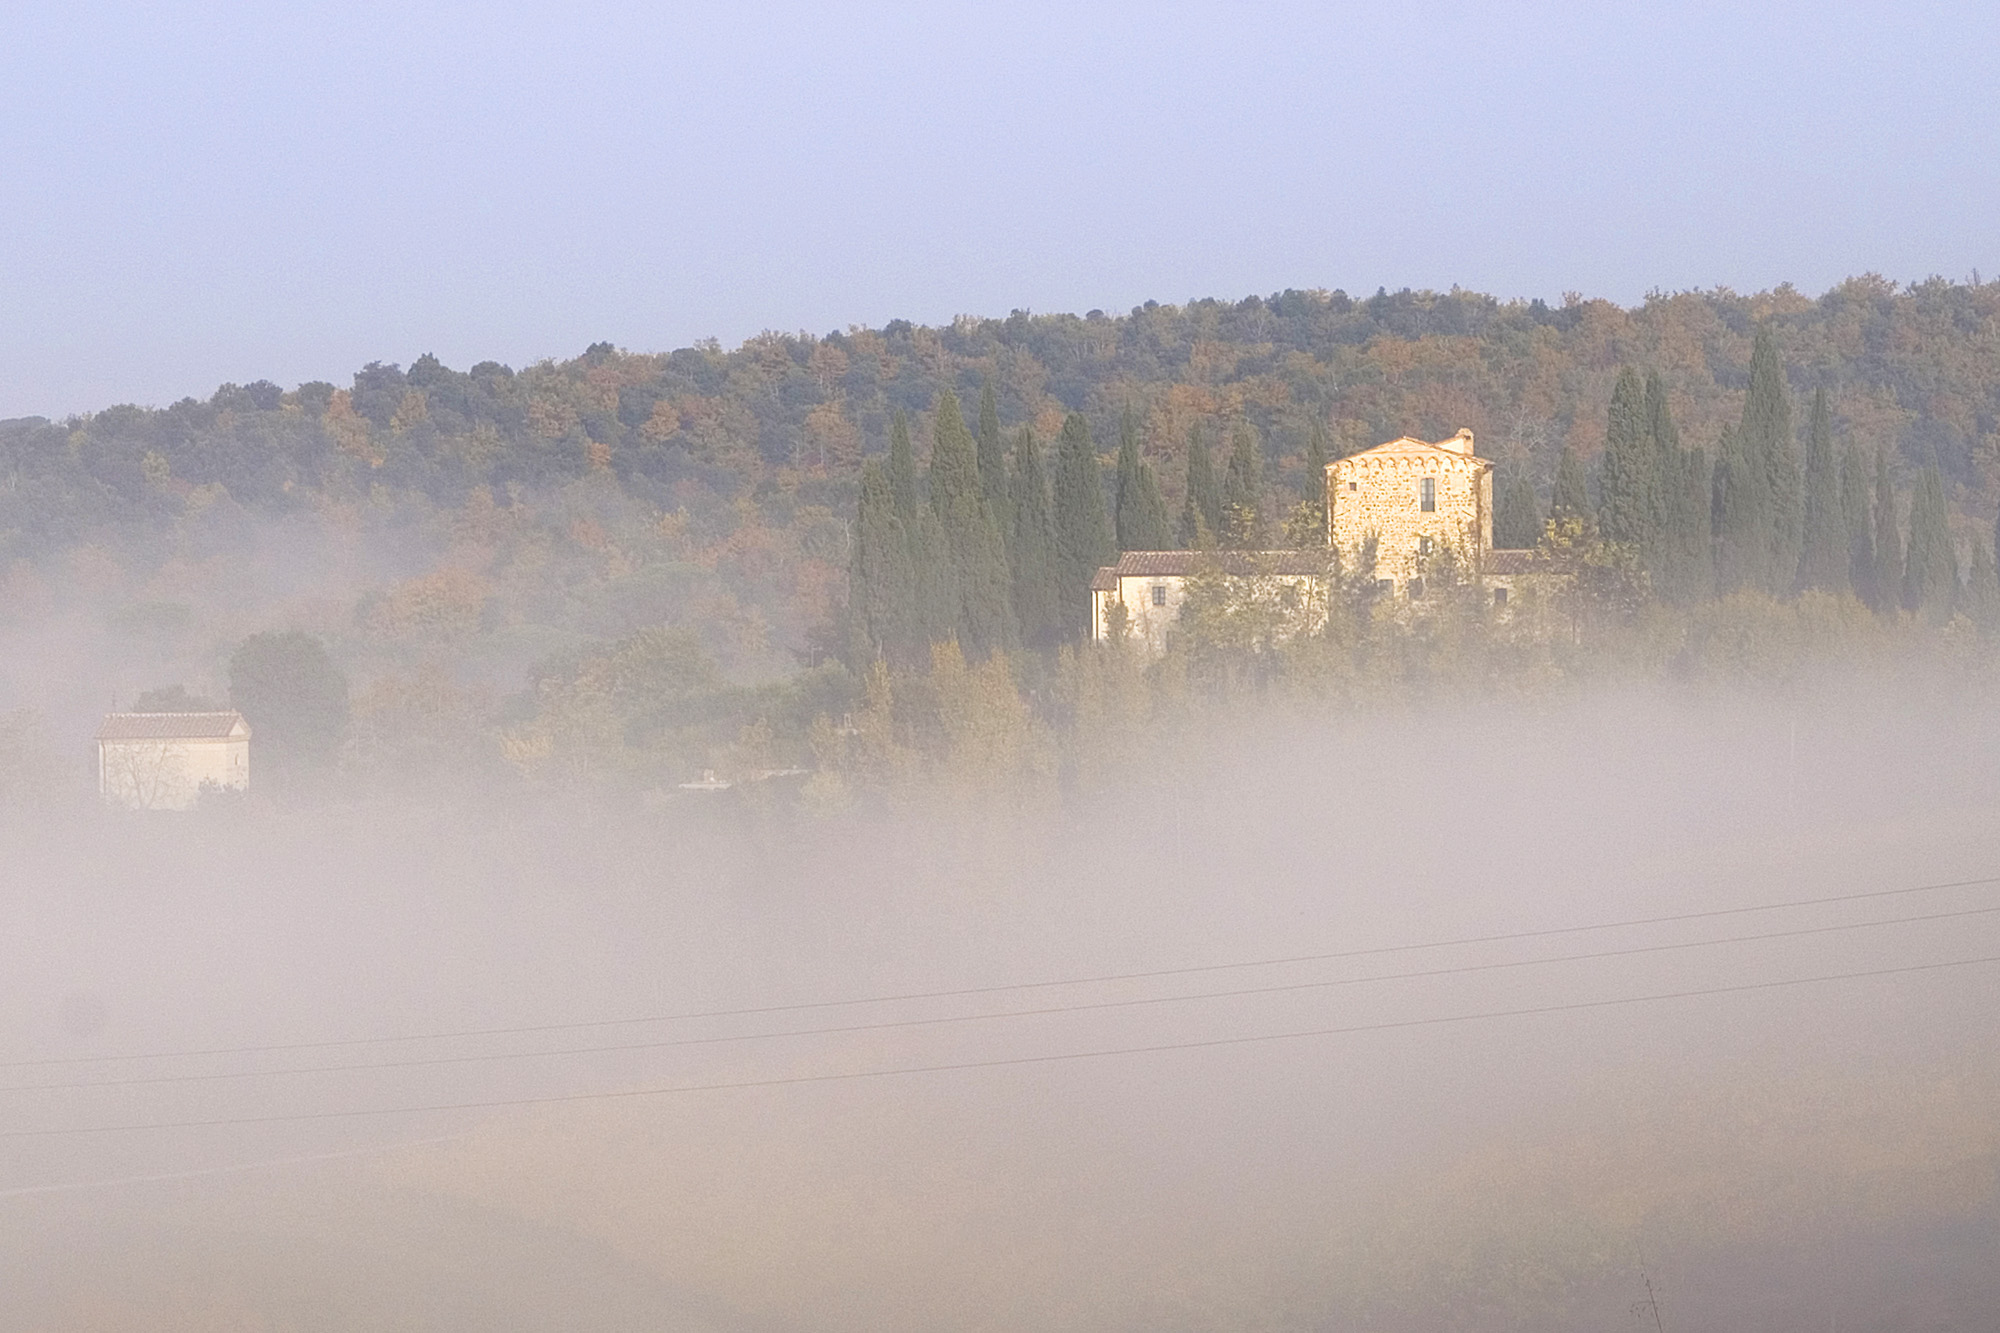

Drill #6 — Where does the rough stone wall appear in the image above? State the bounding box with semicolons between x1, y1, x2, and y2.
1326;450;1492;589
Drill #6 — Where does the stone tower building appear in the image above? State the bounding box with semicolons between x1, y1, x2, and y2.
1326;428;1494;592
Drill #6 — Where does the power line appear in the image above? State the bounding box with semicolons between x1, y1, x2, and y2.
5;950;1996;1140
9;901;1996;1095
10;872;1997;1073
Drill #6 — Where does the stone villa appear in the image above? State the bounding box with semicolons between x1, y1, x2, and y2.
96;711;251;810
1091;427;1535;648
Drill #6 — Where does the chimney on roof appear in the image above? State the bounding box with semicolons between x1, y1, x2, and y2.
1441;428;1475;456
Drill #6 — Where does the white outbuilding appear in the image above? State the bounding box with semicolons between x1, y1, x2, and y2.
96;711;251;810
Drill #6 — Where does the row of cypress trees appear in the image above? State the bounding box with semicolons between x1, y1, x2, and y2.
1520;326;1982;618
851;389;1336;662
849;386;1117;661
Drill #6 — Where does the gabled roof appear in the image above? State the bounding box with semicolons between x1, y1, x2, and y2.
1334;428;1485;464
1098;550;1332;579
96;711;250;741
1483;548;1539;576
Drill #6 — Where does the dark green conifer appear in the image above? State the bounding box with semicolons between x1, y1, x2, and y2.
1009;426;1063;649
1729;326;1800;594
1177;423;1221;547
1902;459;1956;620
1219;422;1265;548
887;410;918;525
1842;440;1876;607
1113;406;1170;551
1655;444;1713;602
1051;412;1113;636
1598;367;1659;549
976;381;1009;522
1495;469;1541;550
1301;418;1330;535
1551;443;1590;524
909;505;959;649
929;390;1016;656
1872;448;1900;613
849;458;916;662
1796;386;1844;592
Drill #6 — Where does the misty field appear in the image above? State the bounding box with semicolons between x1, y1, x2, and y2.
3;684;1996;1332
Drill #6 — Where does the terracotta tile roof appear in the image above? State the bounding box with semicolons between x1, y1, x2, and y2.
1483;549;1539;575
1090;566;1118;592
1102;550;1331;578
1335;429;1485;463
96;711;250;741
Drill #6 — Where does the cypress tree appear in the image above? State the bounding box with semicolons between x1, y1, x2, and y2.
849;459;916;662
1178;423;1221;547
1902;459;1956;620
1009;426;1063;649
1551;443;1590;524
1872;448;1900;614
1656;444;1713;602
1796;386;1844;592
1219;422;1266;548
929;390;1016;656
1495;469;1541;550
976;381;1009;522
909;505;959;649
1736;326;1800;594
1051;412;1113;636
1842;439;1876;607
1300;418;1330;539
1598;367;1659;549
1113;406;1171;551
887;410;918;525
1965;538;2000;629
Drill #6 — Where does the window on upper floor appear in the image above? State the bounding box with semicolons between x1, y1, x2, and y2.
1348;481;1357;492
1418;535;1434;555
1150;584;1167;607
1420;477;1436;511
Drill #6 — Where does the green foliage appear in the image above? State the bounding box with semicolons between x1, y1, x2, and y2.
1902;460;1957;620
1112;406;1170;551
1597;367;1659;549
229;631;350;776
1051;412;1113;636
1177;423;1221;546
1718;327;1801;596
1797;386;1845;592
1653;444;1713;603
887;410;918;524
849;459;916;663
1550;444;1590;525
1299;418;1329;536
131;684;221;712
1495;468;1541;550
1219;422;1266;548
1874;447;1902;614
927;390;1016;657
1009;426;1064;649
975;381;1008;522
1842;440;1878;609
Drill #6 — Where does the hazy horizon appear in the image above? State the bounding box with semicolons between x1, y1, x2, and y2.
4;1;1996;418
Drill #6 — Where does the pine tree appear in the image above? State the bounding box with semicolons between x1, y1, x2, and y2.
1051;412;1113;637
1902;459;1957;620
849;459;916;662
1598;367;1659;549
1219;422;1265;548
1872;448;1900;614
929;390;1016;656
1495;469;1541;550
1842;439;1876;607
976;381;1009;523
1177;422;1222;547
1796;386;1845;592
1008;426;1063;649
887;410;918;525
1113;405;1171;551
1550;443;1590;524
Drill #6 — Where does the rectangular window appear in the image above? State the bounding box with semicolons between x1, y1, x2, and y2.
1348;481;1358;492
1418;535;1434;556
1494;586;1510;606
1420;477;1436;511
1150;584;1167;607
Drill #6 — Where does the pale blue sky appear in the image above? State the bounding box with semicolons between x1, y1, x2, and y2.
1;1;1993;417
